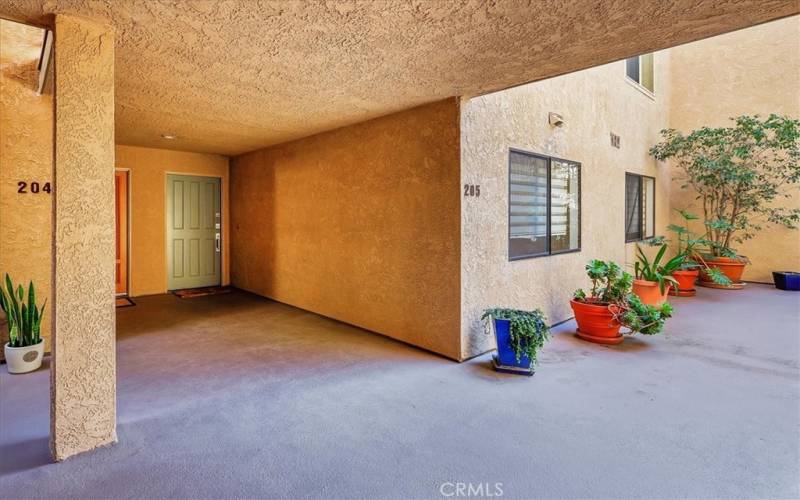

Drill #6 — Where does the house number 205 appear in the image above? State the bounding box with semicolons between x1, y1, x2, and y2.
464;184;481;197
17;181;52;194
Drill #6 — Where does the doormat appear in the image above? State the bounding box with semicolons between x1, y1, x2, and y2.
173;286;232;299
116;297;136;308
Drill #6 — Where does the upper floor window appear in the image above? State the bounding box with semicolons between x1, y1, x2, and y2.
509;150;581;260
625;173;655;242
625;53;654;94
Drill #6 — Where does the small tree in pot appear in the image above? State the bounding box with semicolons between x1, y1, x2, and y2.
650;114;800;288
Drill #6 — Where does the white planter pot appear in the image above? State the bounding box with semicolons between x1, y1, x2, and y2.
4;340;44;374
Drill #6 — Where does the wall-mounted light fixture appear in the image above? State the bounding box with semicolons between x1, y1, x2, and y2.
161;134;178;140
548;112;565;127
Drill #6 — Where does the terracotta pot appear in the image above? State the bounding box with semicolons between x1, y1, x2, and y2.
570;299;622;345
671;269;699;296
632;279;670;306
700;257;747;285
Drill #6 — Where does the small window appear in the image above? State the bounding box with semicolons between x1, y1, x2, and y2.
625;173;655;242
625;53;654;93
509;150;581;260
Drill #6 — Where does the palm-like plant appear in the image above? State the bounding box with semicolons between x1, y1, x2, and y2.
666;209;732;285
634;244;680;295
0;274;46;348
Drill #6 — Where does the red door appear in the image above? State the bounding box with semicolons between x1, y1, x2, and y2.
115;171;128;295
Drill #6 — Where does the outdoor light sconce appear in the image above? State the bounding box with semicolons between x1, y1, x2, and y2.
548;112;565;127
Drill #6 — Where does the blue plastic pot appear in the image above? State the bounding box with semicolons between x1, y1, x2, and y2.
493;318;532;370
773;271;800;291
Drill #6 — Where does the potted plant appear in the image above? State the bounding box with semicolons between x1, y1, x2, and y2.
1;275;46;374
663;210;732;295
650;114;800;289
633;243;680;305
481;308;550;376
571;260;673;345
772;271;800;291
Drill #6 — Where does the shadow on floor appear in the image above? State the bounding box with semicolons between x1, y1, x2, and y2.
0;437;50;475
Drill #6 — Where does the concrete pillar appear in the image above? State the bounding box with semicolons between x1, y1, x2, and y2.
51;14;116;461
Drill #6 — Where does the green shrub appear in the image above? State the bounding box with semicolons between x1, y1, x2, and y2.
650;114;800;258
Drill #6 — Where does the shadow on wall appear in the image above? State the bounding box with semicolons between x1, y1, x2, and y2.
0;58;39;86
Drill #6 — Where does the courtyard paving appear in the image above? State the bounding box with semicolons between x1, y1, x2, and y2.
1;284;798;499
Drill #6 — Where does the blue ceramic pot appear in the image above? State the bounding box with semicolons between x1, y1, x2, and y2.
493;317;532;369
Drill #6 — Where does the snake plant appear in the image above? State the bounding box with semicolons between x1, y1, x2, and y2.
0;274;46;348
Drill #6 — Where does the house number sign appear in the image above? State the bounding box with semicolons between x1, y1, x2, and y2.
17;181;52;194
464;184;481;197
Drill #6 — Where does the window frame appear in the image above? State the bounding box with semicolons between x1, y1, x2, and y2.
625;53;655;97
507;148;582;261
624;172;656;243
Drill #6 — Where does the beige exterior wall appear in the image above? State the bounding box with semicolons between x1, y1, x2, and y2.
115;145;230;296
460;56;672;359
668;16;800;283
0;20;53;359
51;15;116;461
231;99;462;360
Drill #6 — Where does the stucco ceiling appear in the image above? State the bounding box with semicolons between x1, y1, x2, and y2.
2;1;797;156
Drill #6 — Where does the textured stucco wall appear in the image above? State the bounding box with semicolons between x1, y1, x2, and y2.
1;1;795;155
668;16;800;283
461;56;671;358
231;99;462;360
0;20;53;359
115;145;230;296
51;15;116;461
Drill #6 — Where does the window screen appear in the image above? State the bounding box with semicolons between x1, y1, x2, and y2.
550;159;580;253
625;173;655;242
626;57;639;82
509;151;548;258
509;150;581;260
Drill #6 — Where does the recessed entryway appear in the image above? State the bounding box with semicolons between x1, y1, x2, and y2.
166;174;221;291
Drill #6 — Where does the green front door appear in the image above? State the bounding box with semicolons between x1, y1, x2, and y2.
166;174;221;290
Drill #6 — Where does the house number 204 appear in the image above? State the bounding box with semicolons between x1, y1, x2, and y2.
463;184;481;197
17;181;52;194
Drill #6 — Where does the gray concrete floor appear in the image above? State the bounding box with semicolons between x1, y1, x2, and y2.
1;284;798;499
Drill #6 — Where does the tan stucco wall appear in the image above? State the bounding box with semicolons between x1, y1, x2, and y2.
3;1;796;155
115;145;230;296
0;20;52;358
51;15;116;461
460;56;672;358
231;99;462;359
668;16;800;283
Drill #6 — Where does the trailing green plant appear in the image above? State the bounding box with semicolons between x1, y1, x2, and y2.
634;243;680;294
481;308;550;363
621;294;671;336
573;260;673;335
0;274;46;348
650;114;800;258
